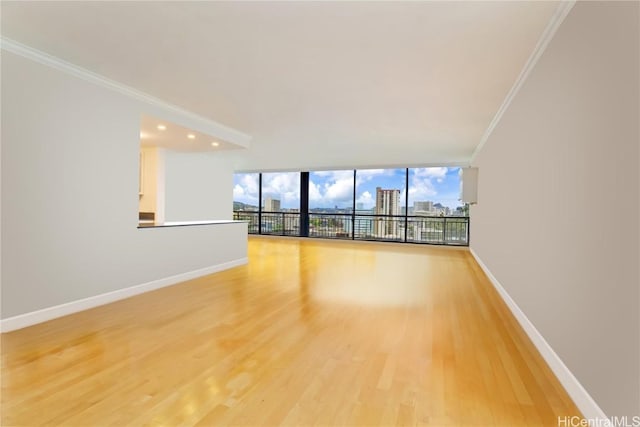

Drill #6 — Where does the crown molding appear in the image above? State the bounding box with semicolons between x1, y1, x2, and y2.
469;1;576;164
0;36;251;148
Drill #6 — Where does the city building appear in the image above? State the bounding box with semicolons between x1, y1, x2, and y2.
1;2;637;425
374;187;401;237
414;200;434;213
264;196;281;212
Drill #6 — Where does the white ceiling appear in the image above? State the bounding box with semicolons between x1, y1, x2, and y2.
1;1;559;164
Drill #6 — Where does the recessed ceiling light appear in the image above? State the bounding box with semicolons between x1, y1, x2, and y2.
140;131;147;139
211;142;219;147
187;134;196;139
157;124;166;131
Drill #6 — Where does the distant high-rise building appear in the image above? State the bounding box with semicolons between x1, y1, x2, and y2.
375;187;400;216
414;201;434;213
375;187;400;237
264;196;281;212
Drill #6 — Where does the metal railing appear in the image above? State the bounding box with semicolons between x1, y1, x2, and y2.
407;216;469;245
232;211;300;236
261;211;300;236
233;211;469;246
233;211;260;233
309;213;353;239
354;215;404;242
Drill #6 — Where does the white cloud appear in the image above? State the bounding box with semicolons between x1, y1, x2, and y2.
262;172;300;205
233;173;259;205
324;178;353;203
233;184;245;198
312;170;351;179
309;181;322;203
309;170;354;207
355;169;388;186
241;174;259;194
413;167;448;179
357;169;387;177
233;168;460;210
408;167;449;203
356;191;374;208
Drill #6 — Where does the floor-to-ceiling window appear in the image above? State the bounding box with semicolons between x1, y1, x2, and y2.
232;172;260;232
308;170;354;238
233;167;469;245
261;172;300;235
354;168;406;241
406;167;468;244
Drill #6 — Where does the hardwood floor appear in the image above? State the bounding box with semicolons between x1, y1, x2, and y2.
1;237;581;426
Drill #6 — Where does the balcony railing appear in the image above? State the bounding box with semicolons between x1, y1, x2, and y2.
309;213;352;239
234;210;469;246
261;212;301;236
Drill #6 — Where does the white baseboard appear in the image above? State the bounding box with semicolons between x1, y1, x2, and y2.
469;248;608;422
0;257;248;333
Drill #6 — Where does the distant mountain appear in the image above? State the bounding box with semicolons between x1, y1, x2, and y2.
309;207;354;214
234;201;258;211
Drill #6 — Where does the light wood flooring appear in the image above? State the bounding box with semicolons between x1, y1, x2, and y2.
1;236;581;426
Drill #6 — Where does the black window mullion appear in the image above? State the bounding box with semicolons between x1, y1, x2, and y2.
352;170;356;240
300;172;309;237
258;173;263;234
404;168;409;242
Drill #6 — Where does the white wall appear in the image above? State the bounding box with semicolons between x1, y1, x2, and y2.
471;1;639;417
1;50;247;320
138;146;159;214
164;151;233;221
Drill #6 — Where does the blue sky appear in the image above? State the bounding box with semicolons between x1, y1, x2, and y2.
233;167;463;209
